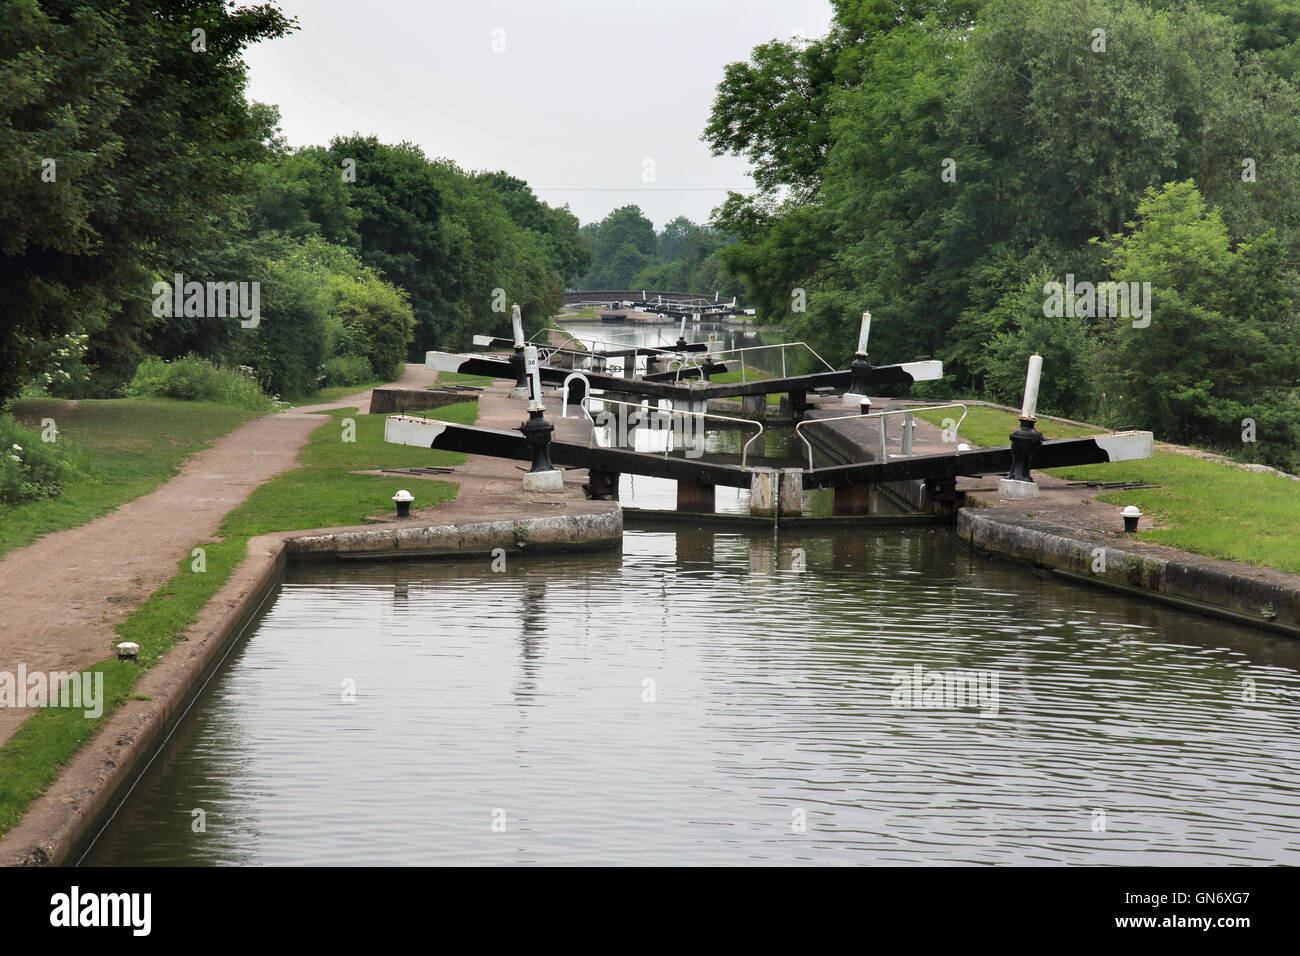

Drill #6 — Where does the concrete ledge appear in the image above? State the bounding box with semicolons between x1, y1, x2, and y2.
0;504;621;867
367;386;478;416
286;509;621;560
957;508;1300;637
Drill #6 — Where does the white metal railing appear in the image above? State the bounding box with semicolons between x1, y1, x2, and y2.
701;341;837;382
535;332;833;385
582;394;765;468
794;403;969;471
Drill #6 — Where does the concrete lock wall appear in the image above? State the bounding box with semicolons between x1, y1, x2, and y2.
368;387;478;416
958;509;1300;637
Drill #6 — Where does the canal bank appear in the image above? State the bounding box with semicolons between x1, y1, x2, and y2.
0;381;620;867
805;404;1300;639
956;488;1300;638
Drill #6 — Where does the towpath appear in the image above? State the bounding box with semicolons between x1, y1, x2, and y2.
0;365;436;746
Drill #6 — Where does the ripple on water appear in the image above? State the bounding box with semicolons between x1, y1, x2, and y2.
84;529;1300;866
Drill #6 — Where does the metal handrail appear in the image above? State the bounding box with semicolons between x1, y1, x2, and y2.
703;341;838;380
534;330;591;355
581;394;765;468
794;403;969;471
665;355;708;383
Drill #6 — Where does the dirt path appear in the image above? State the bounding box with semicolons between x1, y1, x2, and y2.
0;366;436;747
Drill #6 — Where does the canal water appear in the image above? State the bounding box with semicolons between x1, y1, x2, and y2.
84;525;1300;866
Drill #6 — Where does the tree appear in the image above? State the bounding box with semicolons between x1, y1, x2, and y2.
0;0;295;400
247;141;361;248
1098;181;1300;459
322;136;454;354
577;205;658;288
474;171;590;286
707;0;1300;392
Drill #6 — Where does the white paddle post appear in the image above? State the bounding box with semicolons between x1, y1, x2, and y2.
509;303;529;399
519;344;563;492
843;311;873;409
1000;354;1045;498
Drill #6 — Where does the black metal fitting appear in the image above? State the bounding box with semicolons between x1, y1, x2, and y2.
520;407;555;473
849;352;872;396
510;347;527;391
1006;418;1044;482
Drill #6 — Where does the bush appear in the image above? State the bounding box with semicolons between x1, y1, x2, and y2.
0;415;72;506
321;354;373;387
124;356;274;411
237;244;329;398
328;273;414;381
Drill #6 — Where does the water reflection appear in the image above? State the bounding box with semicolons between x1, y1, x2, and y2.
84;528;1300;866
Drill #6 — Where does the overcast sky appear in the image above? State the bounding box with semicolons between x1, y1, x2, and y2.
242;0;833;230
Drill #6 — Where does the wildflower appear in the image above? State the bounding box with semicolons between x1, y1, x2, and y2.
11;444;21;452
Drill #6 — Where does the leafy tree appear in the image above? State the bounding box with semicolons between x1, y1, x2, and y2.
704;1;982;202
327;271;414;381
1193;0;1300;81
247;140;361;247
708;0;1300;402
1098;181;1300;460
474;171;590;285
577;205;658;288
635;217;746;298
0;0;295;400
322;136;453;354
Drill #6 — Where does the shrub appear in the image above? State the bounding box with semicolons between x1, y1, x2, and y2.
328;273;414;380
124;356;274;411
0;415;72;506
237;245;329;398
321;354;373;387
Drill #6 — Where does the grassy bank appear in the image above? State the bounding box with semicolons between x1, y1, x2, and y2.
0;399;261;559
0;400;477;837
919;403;1300;574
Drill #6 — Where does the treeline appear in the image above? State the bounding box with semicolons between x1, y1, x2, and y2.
576;205;748;298
2;1;588;402
708;0;1300;466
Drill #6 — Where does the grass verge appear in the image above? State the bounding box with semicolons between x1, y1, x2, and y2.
914;403;1104;447
0;400;478;837
0;399;261;559
918;402;1300;574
